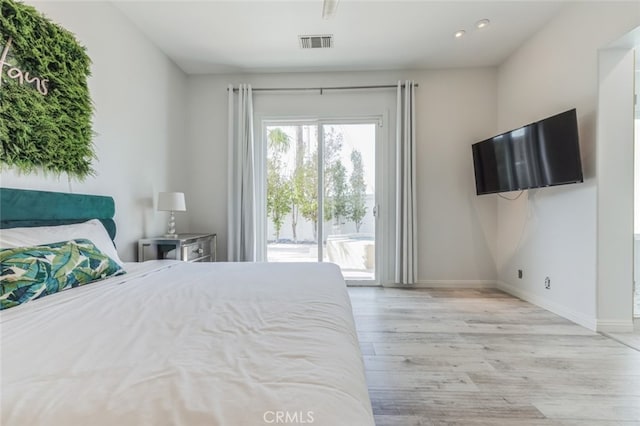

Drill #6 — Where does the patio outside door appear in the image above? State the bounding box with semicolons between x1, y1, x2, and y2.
265;121;377;284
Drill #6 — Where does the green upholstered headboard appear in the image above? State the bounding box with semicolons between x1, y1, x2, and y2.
0;188;116;242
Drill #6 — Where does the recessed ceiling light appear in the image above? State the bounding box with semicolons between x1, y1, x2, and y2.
476;19;490;29
322;0;340;19
454;30;466;39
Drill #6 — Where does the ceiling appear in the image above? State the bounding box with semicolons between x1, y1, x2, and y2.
113;1;569;75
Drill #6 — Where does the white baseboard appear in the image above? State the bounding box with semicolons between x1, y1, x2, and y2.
496;280;598;331
411;280;498;289
596;319;635;333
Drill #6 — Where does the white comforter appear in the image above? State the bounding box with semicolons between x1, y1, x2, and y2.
1;261;374;426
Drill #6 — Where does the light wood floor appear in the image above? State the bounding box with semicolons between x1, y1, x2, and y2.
348;287;640;426
607;319;640;352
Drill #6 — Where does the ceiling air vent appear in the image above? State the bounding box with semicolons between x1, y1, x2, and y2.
299;35;333;49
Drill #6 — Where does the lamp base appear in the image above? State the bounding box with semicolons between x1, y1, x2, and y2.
166;211;177;237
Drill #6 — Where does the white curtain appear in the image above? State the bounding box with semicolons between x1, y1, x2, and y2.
227;84;256;261
395;80;417;284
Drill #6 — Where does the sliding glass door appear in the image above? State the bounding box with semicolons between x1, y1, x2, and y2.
265;123;320;263
265;120;377;284
321;123;376;282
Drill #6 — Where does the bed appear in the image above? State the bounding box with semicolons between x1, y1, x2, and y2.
0;188;374;426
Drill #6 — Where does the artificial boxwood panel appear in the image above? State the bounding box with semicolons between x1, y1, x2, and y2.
0;0;95;179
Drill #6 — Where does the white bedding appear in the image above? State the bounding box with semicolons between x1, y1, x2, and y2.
1;261;374;426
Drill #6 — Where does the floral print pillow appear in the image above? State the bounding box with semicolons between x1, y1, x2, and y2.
0;239;124;310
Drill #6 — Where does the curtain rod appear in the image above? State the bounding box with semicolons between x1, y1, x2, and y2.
228;83;418;94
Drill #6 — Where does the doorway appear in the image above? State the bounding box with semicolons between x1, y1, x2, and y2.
264;120;378;284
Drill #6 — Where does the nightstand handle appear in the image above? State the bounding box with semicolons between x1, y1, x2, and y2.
194;248;204;255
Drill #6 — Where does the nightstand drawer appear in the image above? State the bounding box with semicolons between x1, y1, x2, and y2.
182;239;211;262
138;233;216;262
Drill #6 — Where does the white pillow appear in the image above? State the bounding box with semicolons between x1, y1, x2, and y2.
0;219;124;267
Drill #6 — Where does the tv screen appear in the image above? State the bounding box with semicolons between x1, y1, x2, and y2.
472;109;583;195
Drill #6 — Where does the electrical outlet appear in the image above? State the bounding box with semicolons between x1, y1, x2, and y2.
518;269;523;279
544;277;551;289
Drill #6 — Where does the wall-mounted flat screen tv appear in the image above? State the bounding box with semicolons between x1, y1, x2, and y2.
472;108;583;195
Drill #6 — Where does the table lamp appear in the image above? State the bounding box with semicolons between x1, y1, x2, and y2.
158;192;186;237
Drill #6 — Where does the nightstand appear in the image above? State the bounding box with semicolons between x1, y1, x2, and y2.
138;233;216;262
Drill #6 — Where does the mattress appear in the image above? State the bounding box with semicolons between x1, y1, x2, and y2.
1;261;374;426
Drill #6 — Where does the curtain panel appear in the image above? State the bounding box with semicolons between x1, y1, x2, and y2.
227;84;257;261
395;80;417;284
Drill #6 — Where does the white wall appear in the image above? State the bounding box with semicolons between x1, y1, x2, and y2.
0;1;188;261
186;68;498;284
496;2;640;329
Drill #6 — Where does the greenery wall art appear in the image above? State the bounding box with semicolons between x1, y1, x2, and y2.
0;0;94;179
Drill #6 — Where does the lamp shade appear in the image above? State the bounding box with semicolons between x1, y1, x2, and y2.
158;192;186;212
